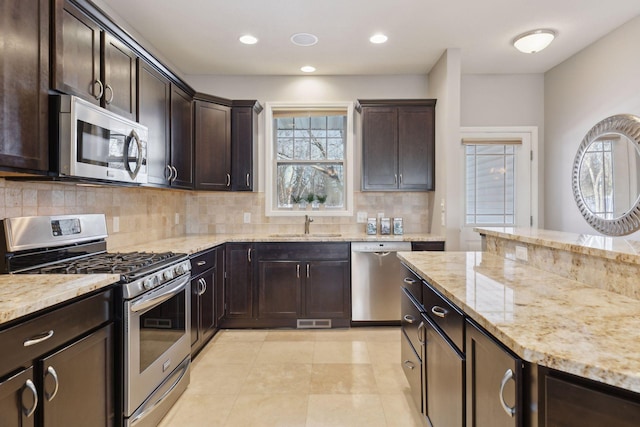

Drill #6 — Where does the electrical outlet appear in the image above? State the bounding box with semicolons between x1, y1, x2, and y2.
112;217;119;233
243;212;251;223
377;212;384;219
356;211;367;223
515;245;528;262
175;213;180;225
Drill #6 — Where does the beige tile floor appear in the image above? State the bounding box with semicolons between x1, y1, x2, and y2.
158;327;427;427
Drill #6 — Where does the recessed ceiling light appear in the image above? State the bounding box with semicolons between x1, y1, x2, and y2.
291;33;318;47
512;29;556;53
369;34;388;44
239;35;258;45
300;65;316;73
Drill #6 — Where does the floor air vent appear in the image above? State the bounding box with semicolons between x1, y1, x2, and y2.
297;319;332;329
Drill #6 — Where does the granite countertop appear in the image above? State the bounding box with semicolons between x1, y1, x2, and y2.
398;250;640;394
0;274;119;326
117;232;445;255
476;226;640;265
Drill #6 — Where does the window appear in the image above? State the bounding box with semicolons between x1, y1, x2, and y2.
579;140;614;218
464;142;519;226
265;102;354;216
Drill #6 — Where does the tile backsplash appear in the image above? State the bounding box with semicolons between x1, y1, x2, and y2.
0;178;432;249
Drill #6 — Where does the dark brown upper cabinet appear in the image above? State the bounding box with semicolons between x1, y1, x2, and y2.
0;0;50;173
194;95;232;191
52;0;137;121
170;85;194;189
231;100;262;191
359;99;436;191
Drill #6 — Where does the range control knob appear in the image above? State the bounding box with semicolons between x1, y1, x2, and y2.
174;263;186;276
163;270;174;281
143;275;159;290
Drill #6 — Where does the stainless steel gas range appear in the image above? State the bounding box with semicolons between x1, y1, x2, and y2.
0;214;192;427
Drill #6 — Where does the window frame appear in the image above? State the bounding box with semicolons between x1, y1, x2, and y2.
264;101;355;217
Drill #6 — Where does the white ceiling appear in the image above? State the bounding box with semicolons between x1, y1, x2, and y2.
98;0;640;76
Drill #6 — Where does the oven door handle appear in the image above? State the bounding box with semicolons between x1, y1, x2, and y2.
130;277;189;313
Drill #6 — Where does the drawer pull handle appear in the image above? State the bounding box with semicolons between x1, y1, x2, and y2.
403;314;415;324
22;379;38;418
196;260;207;266
24;330;54;347
499;368;516;417
431;306;449;318
403;277;416;285
403;360;415;370
45;366;59;402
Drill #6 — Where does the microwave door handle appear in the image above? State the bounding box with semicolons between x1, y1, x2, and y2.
124;130;143;180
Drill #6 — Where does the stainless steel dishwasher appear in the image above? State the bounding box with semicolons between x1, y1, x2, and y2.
351;241;412;323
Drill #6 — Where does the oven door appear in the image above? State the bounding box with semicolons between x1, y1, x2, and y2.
124;274;191;417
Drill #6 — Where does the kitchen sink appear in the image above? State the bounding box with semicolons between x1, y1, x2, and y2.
268;233;342;238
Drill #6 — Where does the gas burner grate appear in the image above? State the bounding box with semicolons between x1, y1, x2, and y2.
35;251;180;275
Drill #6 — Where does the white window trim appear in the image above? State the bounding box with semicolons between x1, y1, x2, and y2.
264;101;355;217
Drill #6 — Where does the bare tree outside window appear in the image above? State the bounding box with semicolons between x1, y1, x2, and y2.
275;114;346;208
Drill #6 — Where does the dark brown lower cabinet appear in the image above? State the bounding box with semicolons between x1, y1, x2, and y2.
0;367;36;427
258;261;300;319
466;319;522;427
190;247;218;357
40;324;113;427
544;372;640;427
424;315;464;427
223;243;255;324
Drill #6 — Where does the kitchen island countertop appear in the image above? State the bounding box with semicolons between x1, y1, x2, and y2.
398;250;640;394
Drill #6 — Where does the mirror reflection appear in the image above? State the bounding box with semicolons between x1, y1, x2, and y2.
579;133;640;220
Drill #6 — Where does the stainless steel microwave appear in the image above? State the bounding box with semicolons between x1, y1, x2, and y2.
54;95;148;184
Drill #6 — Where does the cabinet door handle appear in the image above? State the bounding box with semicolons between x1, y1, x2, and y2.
417;321;426;344
499;368;516;417
22;379;38;418
246;173;250;187
45;366;59;402
403;277;416;285
403;314;415;324
394;174;398;185
296;264;300;279
403;360;415;370
399;174;403;184
93;79;104;100
165;164;173;181
24;330;54;347
226;173;231;187
199;278;207;295
431;305;449;318
104;84;114;104
247;248;252;263
171;166;178;182
306;264;310;278
196;260;207;266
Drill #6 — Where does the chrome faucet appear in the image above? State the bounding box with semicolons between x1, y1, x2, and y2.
304;215;314;234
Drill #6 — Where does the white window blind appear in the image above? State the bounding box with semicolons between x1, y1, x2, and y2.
463;138;521;226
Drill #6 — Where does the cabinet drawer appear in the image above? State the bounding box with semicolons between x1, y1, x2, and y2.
423;281;464;351
191;248;217;276
411;241;445;251
401;264;423;302
401;287;424;357
401;330;423;413
258;242;349;260
0;289;113;376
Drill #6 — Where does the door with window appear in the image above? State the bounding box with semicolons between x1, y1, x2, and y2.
460;128;538;250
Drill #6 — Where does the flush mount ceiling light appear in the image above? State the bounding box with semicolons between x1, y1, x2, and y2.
512;29;556;53
291;33;318;47
300;65;316;73
369;34;388;44
239;34;258;45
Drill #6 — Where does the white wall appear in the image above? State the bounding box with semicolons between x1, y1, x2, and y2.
544;15;640;235
461;73;545;227
427;49;462;247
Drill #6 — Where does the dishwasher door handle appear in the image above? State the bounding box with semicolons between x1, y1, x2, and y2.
373;251;391;257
